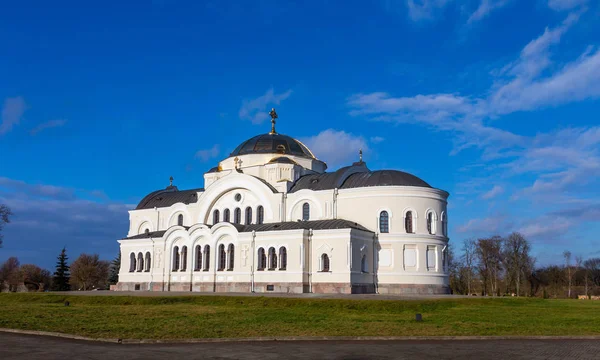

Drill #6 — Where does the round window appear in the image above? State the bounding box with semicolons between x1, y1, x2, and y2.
234;193;242;202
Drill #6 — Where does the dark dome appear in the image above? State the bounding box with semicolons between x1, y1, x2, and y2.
230;133;315;159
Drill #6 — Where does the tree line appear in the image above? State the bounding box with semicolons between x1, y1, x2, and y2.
449;232;600;298
0;247;121;292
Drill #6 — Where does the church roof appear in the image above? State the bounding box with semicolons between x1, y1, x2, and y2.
289;169;431;193
135;188;204;210
230;133;316;159
234;219;373;233
121;219;372;240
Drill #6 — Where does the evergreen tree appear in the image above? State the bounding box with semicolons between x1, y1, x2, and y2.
108;252;121;285
52;247;71;291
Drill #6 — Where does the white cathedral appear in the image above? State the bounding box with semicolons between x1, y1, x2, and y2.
117;109;450;294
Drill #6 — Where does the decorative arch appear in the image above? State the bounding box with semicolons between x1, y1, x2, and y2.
137;220;153;235
168;208;191;228
196;173;277;224
287;195;324;222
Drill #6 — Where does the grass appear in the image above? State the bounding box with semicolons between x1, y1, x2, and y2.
0;293;599;339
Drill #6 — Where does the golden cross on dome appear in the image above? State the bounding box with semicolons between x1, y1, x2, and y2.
169;176;174;186
269;108;278;134
359;149;363;162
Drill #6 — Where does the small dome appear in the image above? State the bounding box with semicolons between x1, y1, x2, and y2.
230;133;316;159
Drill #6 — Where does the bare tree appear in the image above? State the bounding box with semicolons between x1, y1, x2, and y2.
462;238;477;295
564;251;573;298
503;232;531;296
70;254;110;291
0;257;21;292
0;204;12;248
21;264;51;291
583;258;600;295
476;236;504;296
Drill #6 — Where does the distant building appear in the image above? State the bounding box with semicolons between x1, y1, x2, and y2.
117;110;449;294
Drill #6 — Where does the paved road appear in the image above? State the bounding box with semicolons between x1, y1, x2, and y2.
1;333;599;360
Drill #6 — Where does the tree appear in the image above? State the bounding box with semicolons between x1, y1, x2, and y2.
564;251;573;298
462;238;477;295
21;264;51;292
108;252;121;285
503;232;531;296
476;236;504;296
52;247;71;291
0;257;22;292
70;253;109;291
583;258;600;295
0;204;12;248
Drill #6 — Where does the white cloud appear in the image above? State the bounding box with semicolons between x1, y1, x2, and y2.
195;144;220;162
239;88;292;124
405;0;452;21
370;136;385;144
348;13;599;156
30;119;67;135
467;0;509;24
457;215;508;234
301;129;368;168
548;0;588;11
481;185;504;199
0;96;26;135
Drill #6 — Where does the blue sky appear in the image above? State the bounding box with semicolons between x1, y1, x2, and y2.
1;0;599;270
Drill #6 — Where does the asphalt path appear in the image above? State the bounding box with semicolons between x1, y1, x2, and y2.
1;333;599;360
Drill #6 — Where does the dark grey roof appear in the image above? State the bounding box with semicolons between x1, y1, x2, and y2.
206;166;219;173
136;188;204;210
290;168;431;192
122;219;372;240
230;133;315;159
341;170;431;189
123;230;167;240
236;219;373;233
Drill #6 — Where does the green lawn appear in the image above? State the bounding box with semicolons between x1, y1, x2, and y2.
0;294;599;339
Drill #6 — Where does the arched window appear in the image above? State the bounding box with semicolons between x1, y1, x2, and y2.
178;214;184;226
361;254;368;273
379;211;389;233
257;248;266;270
129;253;136;272
427;212;433;235
302;203;310;221
145;252;151;272
227;244;235;270
405;211;414;234
279;247;287;270
441;212;447;236
194;245;202;271
218;244;226;271
268;247;277;270
257;206;264;225
224;209;231;223
245;207;252;225
137;253;144;272
213;209;220;225
180;246;188;271
172;246;180;271
234;208;241;224
321;254;330;272
203;245;210;270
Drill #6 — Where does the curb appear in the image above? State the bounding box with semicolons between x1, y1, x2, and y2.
2;329;600;344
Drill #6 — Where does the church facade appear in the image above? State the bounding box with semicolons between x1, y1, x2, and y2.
117;110;450;294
